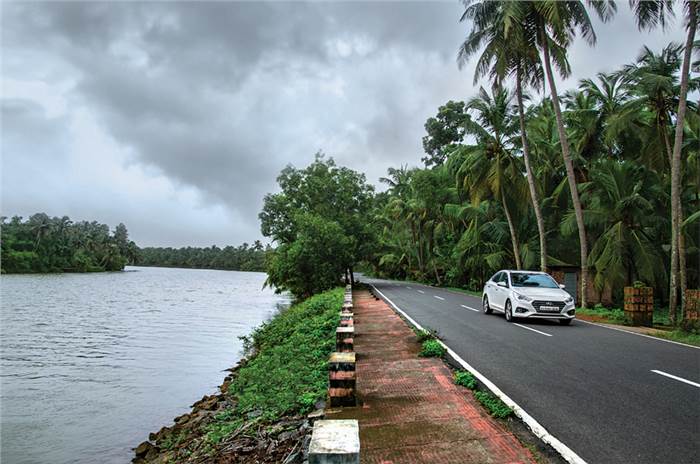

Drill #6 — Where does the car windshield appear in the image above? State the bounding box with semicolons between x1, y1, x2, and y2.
510;272;559;288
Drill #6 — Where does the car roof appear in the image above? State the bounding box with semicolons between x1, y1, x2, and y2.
501;270;547;274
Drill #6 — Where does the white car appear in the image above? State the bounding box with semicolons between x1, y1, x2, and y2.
482;270;576;325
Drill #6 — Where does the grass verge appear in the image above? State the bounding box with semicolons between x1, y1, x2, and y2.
444;286;482;298
207;288;342;442
419;339;446;357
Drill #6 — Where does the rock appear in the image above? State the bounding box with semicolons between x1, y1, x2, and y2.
307;408;324;421
134;441;155;458
283;451;302;464
278;430;295;442
314;400;325;410
246;408;263;419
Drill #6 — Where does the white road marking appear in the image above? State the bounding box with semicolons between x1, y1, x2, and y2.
577;319;700;350
417;290;425;294
370;283;587;464
406;286;412;289
461;304;480;312
513;323;553;337
651;370;700;388
434;295;445;300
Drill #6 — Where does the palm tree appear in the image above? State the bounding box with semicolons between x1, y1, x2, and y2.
458;0;549;272
453;87;527;269
529;0;616;308
629;0;698;322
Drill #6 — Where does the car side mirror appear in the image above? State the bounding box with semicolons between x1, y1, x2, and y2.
497;281;507;288
559;284;566;289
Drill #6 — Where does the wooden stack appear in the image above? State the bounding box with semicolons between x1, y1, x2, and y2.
623;286;653;327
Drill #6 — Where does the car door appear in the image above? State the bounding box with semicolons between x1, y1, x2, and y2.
490;272;507;310
485;272;501;308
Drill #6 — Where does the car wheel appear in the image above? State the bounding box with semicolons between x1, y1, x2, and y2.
505;300;514;322
559;319;572;325
483;296;493;314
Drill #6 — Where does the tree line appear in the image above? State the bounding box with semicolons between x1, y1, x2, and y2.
1;214;137;273
261;1;699;329
135;242;268;272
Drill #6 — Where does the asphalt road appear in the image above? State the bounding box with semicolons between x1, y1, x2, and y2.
362;277;700;464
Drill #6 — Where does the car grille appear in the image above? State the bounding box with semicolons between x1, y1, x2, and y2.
532;300;566;313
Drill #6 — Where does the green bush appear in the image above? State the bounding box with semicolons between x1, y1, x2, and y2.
474;391;513;418
419;339;446;358
454;370;477;390
207;288;342;443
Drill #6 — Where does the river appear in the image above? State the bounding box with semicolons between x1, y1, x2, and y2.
0;266;290;464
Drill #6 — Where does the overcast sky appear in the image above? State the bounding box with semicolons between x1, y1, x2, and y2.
1;1;687;247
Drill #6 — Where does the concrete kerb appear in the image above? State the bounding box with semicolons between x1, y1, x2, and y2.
369;283;588;464
308;419;360;464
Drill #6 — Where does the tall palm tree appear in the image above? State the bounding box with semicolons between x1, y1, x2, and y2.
629;0;698;322
529;0;616;308
458;0;549;272
454;87;527;269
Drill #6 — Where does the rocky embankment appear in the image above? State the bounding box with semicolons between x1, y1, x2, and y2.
132;361;324;464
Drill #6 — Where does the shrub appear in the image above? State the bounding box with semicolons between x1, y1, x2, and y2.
474;391;513;418
454;370;477;390
419;339;446;358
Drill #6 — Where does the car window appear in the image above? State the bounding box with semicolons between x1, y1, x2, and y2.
510;272;559;288
491;272;501;282
498;273;509;287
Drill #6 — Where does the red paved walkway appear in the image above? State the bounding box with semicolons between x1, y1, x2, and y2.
330;290;536;464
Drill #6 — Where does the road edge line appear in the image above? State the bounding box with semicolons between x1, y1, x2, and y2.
577;319;700;350
370;283;588;464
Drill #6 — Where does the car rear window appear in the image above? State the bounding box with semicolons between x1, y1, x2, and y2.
510;273;558;288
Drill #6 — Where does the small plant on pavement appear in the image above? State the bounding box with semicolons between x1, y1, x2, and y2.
474;391;513;419
454;370;477;390
414;327;439;343
419;339;446;357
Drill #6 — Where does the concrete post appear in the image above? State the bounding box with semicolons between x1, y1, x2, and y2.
308;420;360;464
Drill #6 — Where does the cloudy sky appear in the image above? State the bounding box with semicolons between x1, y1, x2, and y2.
1;1;687;247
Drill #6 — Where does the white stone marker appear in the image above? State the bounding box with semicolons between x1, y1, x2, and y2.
309;419;360;464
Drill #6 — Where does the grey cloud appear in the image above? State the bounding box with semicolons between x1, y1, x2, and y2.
1;1;686;247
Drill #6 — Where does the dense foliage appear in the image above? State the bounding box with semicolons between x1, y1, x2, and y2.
371;1;699;326
207;288;342;442
136;242;268;272
1;214;137;273
260;154;375;298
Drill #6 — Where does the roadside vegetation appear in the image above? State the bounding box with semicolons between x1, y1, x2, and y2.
419;339;447;358
209;288;342;439
453;370;513;419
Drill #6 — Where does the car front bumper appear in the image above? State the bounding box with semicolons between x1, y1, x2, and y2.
514;301;576;320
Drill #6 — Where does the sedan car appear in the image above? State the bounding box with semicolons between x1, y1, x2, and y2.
482;270;576;324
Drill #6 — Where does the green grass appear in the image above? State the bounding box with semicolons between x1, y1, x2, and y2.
576;306;629;324
654;329;700;346
454;370;477;390
419;339;446;358
474;391;513;419
206;288;342;443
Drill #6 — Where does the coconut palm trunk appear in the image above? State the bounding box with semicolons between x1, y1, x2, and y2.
501;185;522;270
670;2;696;322
516;66;548;272
541;35;589;308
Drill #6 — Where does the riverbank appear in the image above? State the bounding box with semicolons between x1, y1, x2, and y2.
133;288;342;463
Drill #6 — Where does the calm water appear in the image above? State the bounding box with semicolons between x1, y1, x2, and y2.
0;266;290;464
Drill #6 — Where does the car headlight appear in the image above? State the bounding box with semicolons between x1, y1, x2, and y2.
515;293;532;302
565;296;574;304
